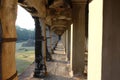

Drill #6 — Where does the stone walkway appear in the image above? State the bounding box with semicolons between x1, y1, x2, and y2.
18;41;87;80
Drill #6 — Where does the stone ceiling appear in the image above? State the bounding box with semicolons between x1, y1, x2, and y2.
18;0;72;36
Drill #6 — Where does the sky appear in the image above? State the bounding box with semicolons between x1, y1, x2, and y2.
16;5;35;30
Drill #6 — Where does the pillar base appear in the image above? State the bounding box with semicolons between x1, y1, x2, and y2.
34;70;45;78
69;70;73;77
64;51;66;54
65;56;70;61
46;51;53;61
34;63;47;78
46;54;53;61
51;49;54;54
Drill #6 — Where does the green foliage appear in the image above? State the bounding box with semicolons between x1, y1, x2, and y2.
16;51;35;75
16;25;35;42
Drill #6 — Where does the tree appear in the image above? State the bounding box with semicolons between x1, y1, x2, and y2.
16;25;35;42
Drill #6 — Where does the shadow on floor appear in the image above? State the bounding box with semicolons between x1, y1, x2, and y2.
43;73;73;80
52;59;68;64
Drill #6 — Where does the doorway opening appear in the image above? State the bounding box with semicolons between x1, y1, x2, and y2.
15;5;35;75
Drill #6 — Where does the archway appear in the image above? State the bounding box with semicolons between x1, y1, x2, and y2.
15;5;35;75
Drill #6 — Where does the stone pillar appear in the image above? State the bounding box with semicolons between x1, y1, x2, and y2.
66;30;69;60
67;26;71;61
70;24;73;76
0;20;2;80
49;28;52;55
102;0;120;80
1;0;18;80
62;31;66;52
0;2;2;78
45;27;52;61
41;19;47;75
33;17;46;78
50;30;54;54
51;31;58;53
72;1;87;75
88;0;103;80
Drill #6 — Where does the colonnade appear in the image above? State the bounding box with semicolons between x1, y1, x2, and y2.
2;0;120;80
0;0;88;79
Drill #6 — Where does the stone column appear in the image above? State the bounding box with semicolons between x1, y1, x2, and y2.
1;0;18;80
66;30;69;60
67;26;71;61
41;19;47;75
0;20;2;80
51;31;58;53
49;28;52;55
46;27;52;61
33;17;46;78
72;0;87;75
88;0;103;80
0;2;1;79
70;24;73;76
62;31;66;53
50;30;54;54
102;0;120;80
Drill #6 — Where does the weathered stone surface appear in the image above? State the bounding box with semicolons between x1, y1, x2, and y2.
72;4;86;75
18;0;46;18
18;41;87;80
1;0;18;80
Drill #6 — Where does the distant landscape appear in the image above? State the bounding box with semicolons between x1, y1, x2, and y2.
16;25;35;42
16;26;35;75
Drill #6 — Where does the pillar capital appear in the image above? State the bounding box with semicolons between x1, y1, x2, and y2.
72;0;88;5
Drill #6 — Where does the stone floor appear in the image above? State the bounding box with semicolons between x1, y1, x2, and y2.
18;41;87;80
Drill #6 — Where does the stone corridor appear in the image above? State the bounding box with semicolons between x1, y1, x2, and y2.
18;41;86;80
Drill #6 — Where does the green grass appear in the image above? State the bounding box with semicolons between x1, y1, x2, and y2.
16;51;35;75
